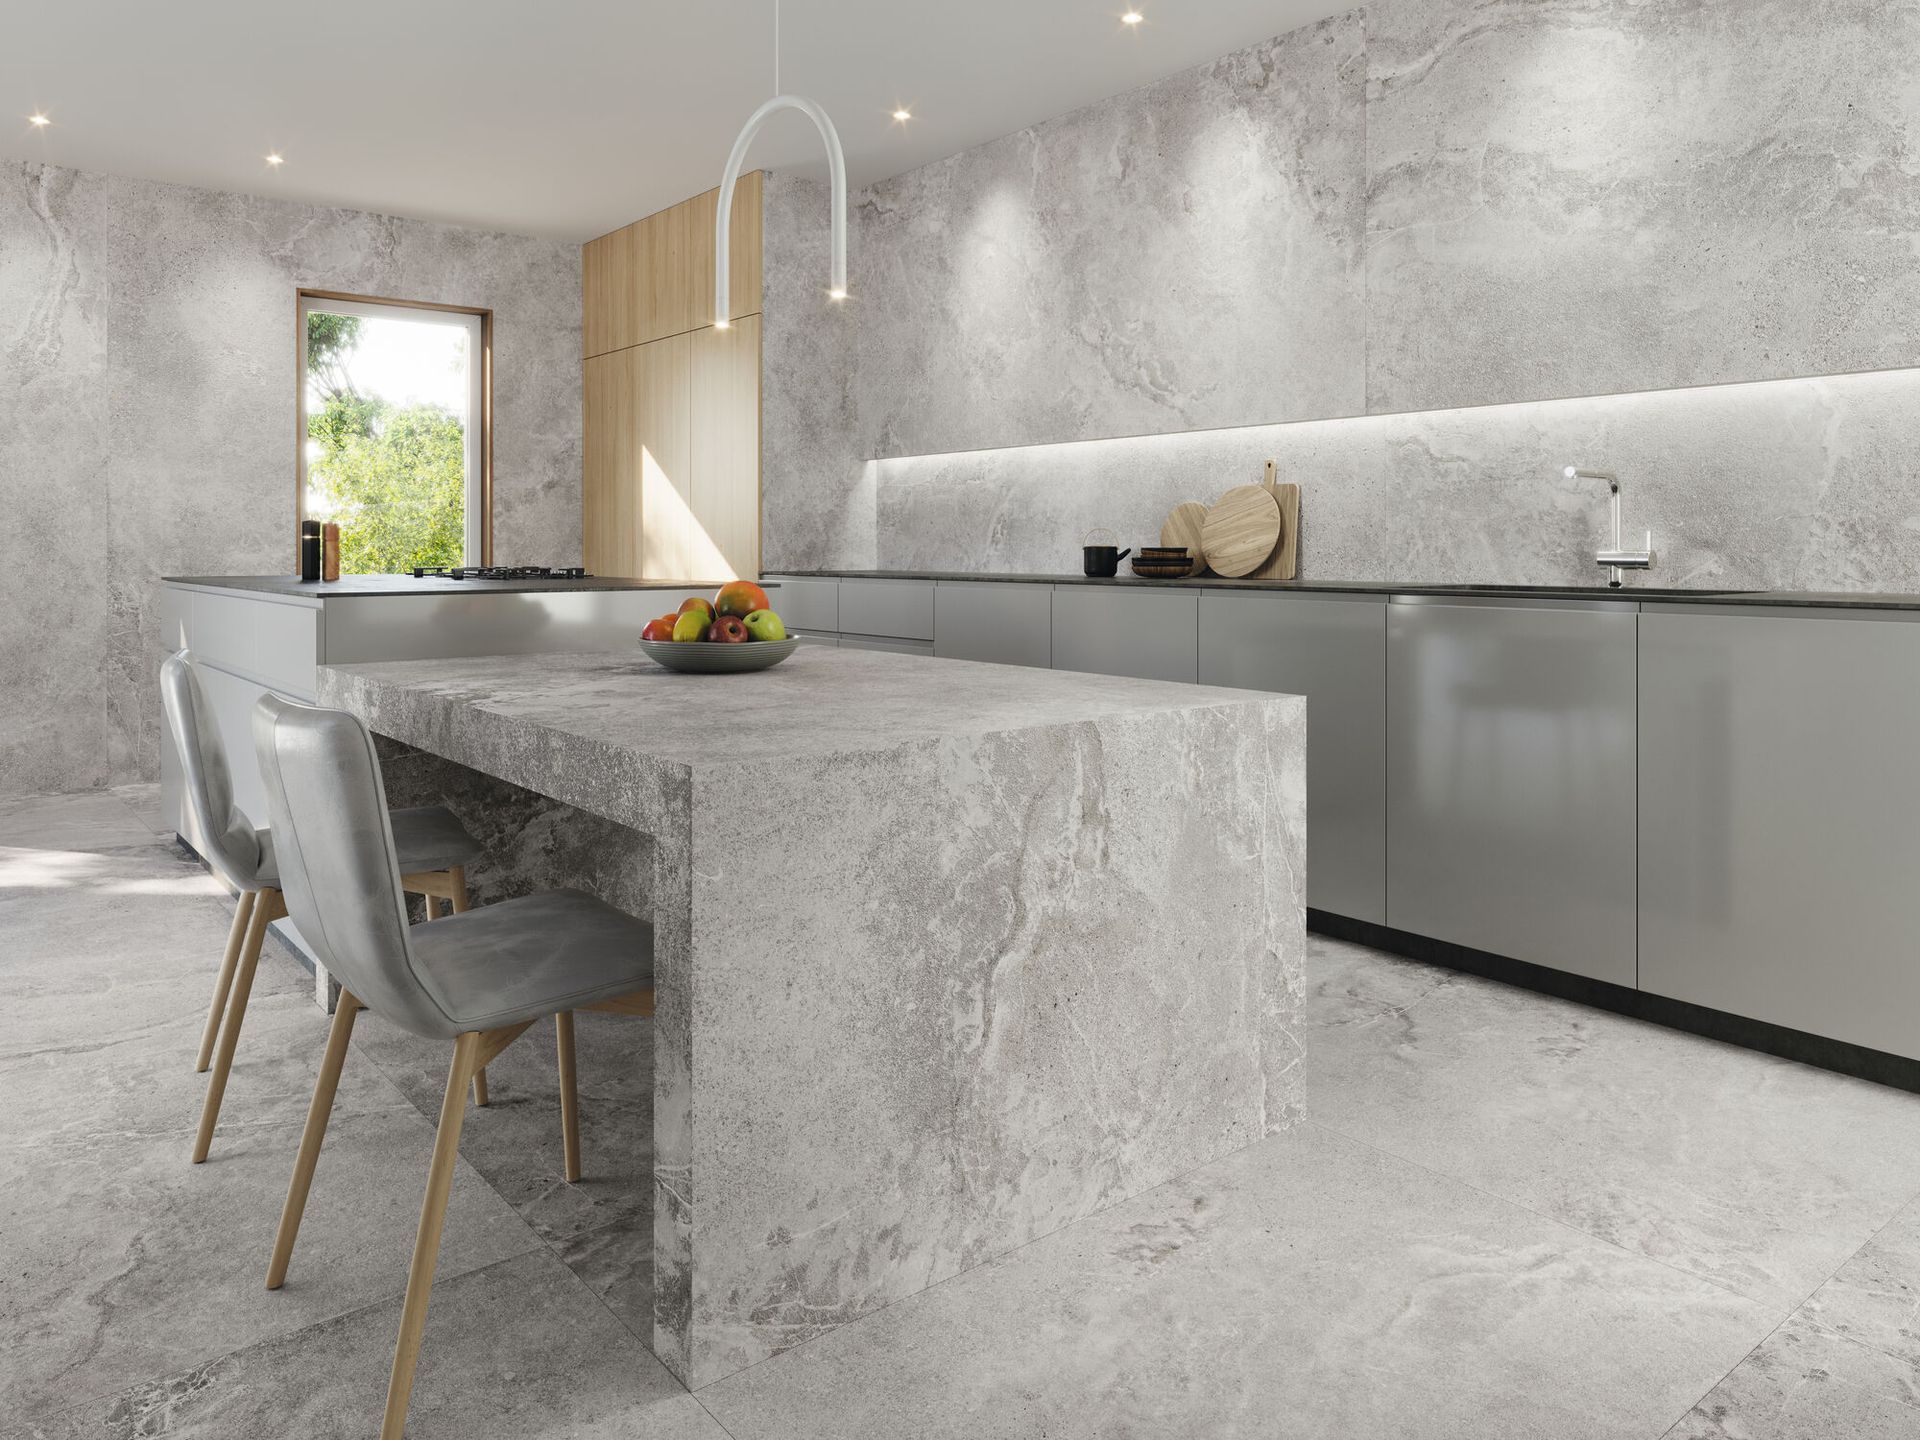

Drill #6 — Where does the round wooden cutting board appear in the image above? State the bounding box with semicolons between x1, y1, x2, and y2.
1159;501;1211;575
1201;485;1283;577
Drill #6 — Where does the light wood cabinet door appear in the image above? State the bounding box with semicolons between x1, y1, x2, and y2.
687;170;763;328
690;314;761;579
583;335;691;579
582;172;763;356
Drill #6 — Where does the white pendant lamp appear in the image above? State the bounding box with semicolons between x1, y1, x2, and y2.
714;0;848;328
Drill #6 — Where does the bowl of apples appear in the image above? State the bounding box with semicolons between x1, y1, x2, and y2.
636;581;801;674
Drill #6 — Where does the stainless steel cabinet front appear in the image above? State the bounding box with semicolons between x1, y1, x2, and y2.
837;578;935;641
1639;607;1920;1061
934;582;1053;667
1050;587;1198;683
762;575;840;635
1386;598;1638;985
1198;591;1386;924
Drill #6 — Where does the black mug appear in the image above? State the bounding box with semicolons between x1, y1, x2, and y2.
1083;545;1131;577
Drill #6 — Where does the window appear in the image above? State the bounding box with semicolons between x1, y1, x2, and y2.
297;292;490;572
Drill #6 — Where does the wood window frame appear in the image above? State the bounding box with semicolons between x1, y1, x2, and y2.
294;289;495;568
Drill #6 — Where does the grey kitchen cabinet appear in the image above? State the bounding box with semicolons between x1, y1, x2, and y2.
1050;586;1198;684
935;581;1053;668
837;577;935;641
766;575;840;635
837;634;934;655
1639;606;1920;1061
1198;592;1387;924
1386;596;1638;986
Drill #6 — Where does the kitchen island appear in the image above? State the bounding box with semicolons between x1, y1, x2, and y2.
157;572;750;978
319;645;1306;1388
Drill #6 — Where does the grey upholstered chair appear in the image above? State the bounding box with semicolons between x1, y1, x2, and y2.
251;692;654;1440
161;650;486;1162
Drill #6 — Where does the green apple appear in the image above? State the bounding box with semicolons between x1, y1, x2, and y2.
742;609;787;641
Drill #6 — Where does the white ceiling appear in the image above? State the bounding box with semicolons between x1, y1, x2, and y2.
2;0;1352;242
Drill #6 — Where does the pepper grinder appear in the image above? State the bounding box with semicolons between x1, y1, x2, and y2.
299;520;321;582
322;523;340;582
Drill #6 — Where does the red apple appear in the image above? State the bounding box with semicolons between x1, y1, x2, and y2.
708;615;750;644
714;580;770;618
641;615;678;642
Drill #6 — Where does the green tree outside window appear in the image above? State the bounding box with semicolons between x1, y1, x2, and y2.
304;312;469;573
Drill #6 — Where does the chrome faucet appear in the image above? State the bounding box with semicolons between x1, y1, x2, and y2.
1564;466;1654;588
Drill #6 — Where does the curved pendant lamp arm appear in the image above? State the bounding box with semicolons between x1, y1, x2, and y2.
715;94;847;325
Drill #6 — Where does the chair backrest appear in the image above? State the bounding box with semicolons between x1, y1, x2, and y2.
251;692;458;1038
160;650;264;890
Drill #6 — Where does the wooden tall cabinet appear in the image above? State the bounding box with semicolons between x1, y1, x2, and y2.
582;172;762;580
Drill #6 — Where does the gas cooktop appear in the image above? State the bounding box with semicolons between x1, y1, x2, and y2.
409;566;591;581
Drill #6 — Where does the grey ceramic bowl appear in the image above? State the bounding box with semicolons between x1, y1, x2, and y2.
636;635;803;674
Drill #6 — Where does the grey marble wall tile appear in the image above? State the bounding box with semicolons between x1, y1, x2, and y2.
875;367;1920;591
760;173;871;573
0;160;581;796
0;164;115;794
850;12;1367;462
761;0;1920;576
1365;0;1920;414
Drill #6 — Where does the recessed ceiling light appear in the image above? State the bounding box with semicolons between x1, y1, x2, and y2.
28;112;50;127
1121;10;1144;24
265;152;285;166
892;107;912;122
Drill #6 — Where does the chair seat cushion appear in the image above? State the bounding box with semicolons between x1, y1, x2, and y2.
252;805;482;889
406;889;654;1034
388;806;486;874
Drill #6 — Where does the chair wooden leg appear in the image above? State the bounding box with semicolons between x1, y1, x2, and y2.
192;889;274;1163
196;889;256;1073
442;869;490;1108
555;1011;581;1183
266;989;362;1289
421;893;440;921
381;1030;482;1440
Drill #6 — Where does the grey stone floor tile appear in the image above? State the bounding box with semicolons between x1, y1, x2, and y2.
0;792;164;853
1800;1195;1920;1365
11;1249;724;1440
697;1122;1777;1440
2;846;307;1061
0;1107;540;1421
104;784;162;833
1;988;415;1151
555;1213;653;1343
1663;1315;1920;1439
1303;936;1920;1310
351;1006;653;1245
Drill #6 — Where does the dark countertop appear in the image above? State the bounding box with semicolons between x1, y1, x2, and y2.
772;569;1920;613
163;575;769;599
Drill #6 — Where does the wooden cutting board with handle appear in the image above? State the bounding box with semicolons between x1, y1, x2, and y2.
1251;459;1300;580
1201;484;1283;578
1159;501;1211;576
